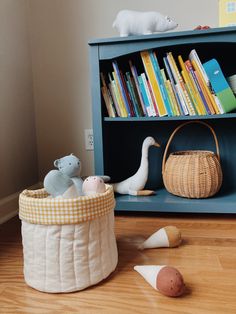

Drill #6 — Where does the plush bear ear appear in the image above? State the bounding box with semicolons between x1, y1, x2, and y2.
54;159;60;168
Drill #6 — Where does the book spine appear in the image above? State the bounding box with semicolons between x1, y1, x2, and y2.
120;70;135;116
100;73;116;117
112;71;128;117
108;81;121;117
151;51;173;116
108;73;122;117
126;78;139;117
160;68;177;116
138;75;152;117
185;61;207;115
191;59;220;114
175;83;189;115
112;61;131;116
129;60;147;116
166;79;181;116
163;57;184;115
189;49;210;86
141;73;157;116
181;70;201;115
147;79;159;116
194;70;216;115
140;50;167;116
168;52;196;115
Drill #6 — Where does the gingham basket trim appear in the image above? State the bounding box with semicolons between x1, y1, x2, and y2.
19;184;115;225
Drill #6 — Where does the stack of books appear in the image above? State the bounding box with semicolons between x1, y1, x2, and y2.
100;49;236;118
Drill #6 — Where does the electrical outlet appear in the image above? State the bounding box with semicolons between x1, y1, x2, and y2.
85;129;94;150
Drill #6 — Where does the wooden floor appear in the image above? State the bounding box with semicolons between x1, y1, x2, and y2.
0;213;236;314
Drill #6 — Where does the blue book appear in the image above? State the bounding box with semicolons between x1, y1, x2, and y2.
112;61;131;116
126;72;144;117
138;76;152;116
150;51;173;116
126;76;139;117
203;59;236;113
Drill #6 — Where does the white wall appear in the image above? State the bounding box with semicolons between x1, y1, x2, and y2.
28;0;219;179
0;0;38;199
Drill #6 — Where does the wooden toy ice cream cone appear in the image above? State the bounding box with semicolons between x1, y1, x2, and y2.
134;265;185;297
138;226;181;250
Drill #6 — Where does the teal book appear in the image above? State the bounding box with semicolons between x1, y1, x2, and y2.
203;59;236;113
150;51;173;116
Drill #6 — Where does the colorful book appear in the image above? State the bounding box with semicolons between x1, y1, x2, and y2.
125;73;140;117
138;75;153;117
167;52;195;115
129;60;147;116
100;73;116;117
140;50;167;116
160;68;178;116
108;80;121;117
126;72;144;117
141;73;157;116
120;70;135;117
112;61;131;116
184;61;208;115
189;49;210;86
191;58;219;114
203;59;236;113
151;51;173;116
112;71;128;117
147;79;159;116
163;57;184;115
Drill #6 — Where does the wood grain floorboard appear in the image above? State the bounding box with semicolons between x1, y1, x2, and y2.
0;213;236;314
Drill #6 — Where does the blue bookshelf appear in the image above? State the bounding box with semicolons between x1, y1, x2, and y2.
89;27;236;214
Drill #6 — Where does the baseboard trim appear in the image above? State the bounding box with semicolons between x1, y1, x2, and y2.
0;183;41;225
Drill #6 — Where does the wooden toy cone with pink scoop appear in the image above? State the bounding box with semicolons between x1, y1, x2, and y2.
134;265;185;297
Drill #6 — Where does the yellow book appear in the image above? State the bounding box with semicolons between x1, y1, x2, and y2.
112;71;128;117
181;70;201;115
166;80;181;116
101;86;116;117
194;70;215;115
160;69;177;116
140;51;167;117
178;55;206;115
168;53;195;115
182;58;208;115
191;59;220;114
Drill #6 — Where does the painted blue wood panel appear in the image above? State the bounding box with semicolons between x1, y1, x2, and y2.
89;45;104;175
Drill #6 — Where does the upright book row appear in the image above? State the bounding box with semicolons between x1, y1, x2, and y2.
100;48;236;118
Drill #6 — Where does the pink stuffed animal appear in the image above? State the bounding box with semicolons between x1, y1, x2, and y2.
82;176;106;196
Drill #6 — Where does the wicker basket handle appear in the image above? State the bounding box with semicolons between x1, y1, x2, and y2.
162;121;220;173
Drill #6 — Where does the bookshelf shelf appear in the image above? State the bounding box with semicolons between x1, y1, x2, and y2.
89;27;236;214
104;112;236;122
115;188;236;214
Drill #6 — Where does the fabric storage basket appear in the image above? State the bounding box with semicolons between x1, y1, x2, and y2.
19;185;118;293
162;121;223;199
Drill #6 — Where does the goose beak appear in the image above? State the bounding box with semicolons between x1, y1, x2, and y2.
154;142;160;147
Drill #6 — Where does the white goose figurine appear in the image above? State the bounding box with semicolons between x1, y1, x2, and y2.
112;136;160;196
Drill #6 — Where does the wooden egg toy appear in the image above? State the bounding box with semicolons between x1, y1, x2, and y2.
138;226;182;250
134;265;185;297
82;176;106;196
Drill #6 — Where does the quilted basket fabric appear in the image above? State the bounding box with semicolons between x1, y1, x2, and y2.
19;185;115;225
21;210;118;293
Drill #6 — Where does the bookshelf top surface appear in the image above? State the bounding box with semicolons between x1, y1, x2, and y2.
88;26;236;45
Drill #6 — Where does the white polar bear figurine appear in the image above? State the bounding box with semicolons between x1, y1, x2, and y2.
113;10;178;37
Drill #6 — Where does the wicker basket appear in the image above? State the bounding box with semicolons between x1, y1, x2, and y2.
162;121;223;199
